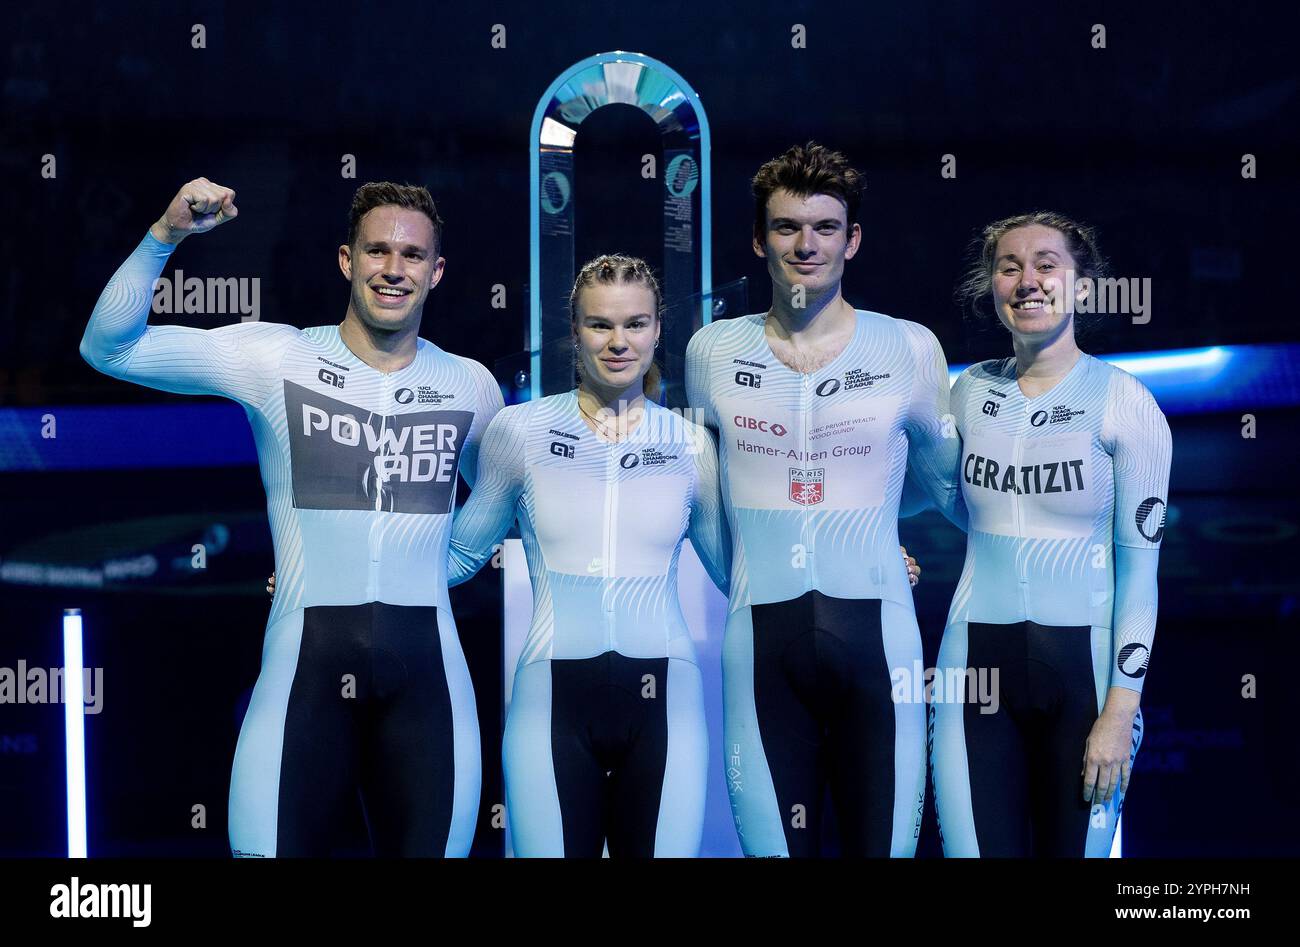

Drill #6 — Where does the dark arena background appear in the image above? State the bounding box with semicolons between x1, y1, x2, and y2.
0;0;1297;924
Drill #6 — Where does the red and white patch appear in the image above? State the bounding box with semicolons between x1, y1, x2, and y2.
789;468;825;506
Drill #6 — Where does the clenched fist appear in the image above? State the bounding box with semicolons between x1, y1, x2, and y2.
150;177;238;245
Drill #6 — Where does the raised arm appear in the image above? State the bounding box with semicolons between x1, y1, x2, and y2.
80;178;293;403
446;406;526;587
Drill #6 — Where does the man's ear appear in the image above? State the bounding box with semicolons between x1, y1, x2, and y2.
843;221;862;260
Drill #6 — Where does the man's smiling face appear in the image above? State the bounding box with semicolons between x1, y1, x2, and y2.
339;205;444;333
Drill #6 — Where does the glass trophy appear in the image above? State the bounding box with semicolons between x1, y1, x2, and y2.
526;50;714;402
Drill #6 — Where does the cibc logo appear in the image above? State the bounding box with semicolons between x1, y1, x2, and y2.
733;416;788;437
549;441;575;459
318;368;345;389
734;371;762;389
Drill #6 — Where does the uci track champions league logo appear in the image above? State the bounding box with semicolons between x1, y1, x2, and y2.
1136;496;1167;543
283;381;472;514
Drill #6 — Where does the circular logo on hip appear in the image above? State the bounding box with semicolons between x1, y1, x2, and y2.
1117;643;1150;679
541;171;571;214
619;453;640;469
394;388;415;405
1135;497;1166;542
1030;410;1048;427
665;154;700;199
816;379;841;397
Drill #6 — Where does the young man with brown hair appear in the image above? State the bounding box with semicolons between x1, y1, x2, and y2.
685;142;964;857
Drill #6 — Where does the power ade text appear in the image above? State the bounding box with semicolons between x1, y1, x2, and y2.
964;452;1085;495
284;381;472;514
301;406;459;483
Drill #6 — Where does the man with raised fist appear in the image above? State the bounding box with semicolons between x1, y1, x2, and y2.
82;177;502;857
